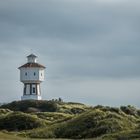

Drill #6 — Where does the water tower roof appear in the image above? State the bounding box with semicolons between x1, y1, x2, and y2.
27;54;37;58
18;62;46;69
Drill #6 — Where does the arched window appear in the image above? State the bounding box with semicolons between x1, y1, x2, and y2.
25;72;27;76
34;72;36;76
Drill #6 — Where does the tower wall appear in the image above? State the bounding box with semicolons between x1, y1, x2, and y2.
27;57;37;63
21;95;42;100
20;68;44;83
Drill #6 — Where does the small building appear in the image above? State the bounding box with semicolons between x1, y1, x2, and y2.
18;54;46;100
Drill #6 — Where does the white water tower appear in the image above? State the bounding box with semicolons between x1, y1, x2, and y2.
18;54;46;100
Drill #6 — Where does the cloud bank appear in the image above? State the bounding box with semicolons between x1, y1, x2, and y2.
0;0;140;107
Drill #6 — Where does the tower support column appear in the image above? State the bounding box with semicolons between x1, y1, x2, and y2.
21;83;42;100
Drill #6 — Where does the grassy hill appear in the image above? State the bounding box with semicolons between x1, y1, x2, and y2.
0;100;140;140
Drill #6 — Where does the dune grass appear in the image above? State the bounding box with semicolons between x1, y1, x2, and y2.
0;132;37;140
0;100;140;139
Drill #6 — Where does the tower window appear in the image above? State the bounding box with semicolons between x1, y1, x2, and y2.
25;72;27;76
34;72;36;76
33;87;35;93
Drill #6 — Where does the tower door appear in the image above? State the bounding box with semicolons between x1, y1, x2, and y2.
32;84;36;95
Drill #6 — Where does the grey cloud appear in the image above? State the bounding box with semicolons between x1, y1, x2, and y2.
0;0;140;106
0;0;140;42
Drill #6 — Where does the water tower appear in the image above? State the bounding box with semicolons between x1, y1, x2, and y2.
18;54;46;100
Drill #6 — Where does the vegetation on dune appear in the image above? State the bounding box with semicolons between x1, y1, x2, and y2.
26;105;140;139
53;108;138;138
58;102;88;114
0;108;13;120
0;112;46;131
0;132;24;140
35;112;73;124
0;131;53;140
0;100;59;112
0;100;88;114
0;100;140;139
0;108;12;115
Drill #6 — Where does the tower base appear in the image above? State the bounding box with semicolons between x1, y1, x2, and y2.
21;95;42;100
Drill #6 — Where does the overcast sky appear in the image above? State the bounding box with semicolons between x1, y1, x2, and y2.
0;0;140;107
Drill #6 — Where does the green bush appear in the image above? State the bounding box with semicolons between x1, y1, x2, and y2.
120;106;138;116
54;110;106;138
94;106;121;114
0;112;46;131
36;112;73;124
0;100;58;112
27;127;56;138
0;109;12;115
53;108;137;139
70;107;85;114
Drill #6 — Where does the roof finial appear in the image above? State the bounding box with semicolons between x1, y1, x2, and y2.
30;48;33;54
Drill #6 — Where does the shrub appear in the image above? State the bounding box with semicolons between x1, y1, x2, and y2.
70;107;85;114
0;112;45;131
0;100;58;112
54;110;106;138
120;106;138;116
0;109;12;114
